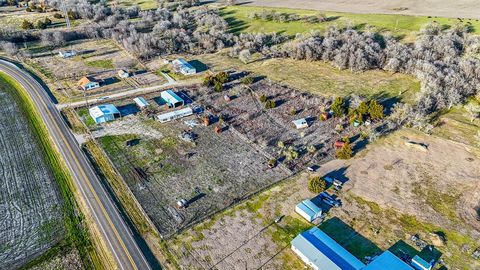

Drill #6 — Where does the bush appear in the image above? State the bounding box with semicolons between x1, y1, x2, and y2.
53;13;63;19
21;20;34;30
240;76;254;85
331;97;346;117
265;99;276;109
44;17;52;25
259;94;267;103
25;7;32;12
335;142;353;159
36;20;47;29
308;176;326;194
368;100;384;120
214;81;223;92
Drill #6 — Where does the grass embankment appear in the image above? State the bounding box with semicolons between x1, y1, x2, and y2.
221;5;480;40
0;72;105;269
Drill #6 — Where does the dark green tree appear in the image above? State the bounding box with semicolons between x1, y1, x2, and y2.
308;176;327;194
331;97;346;117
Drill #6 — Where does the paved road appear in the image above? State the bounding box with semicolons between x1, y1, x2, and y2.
0;59;153;270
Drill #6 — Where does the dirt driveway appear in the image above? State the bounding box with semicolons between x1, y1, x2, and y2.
238;0;480;19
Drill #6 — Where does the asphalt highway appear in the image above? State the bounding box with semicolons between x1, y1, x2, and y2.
0;59;153;270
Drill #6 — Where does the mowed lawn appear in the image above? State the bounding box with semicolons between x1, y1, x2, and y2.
197;52;420;102
221;6;480;40
107;0;157;10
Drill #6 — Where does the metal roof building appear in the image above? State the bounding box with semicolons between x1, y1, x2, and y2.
157;107;193;123
291;227;366;270
89;104;120;124
363;251;413;270
295;199;322;222
161;90;184;108
292;118;309;129
133;97;149;108
172;58;196;75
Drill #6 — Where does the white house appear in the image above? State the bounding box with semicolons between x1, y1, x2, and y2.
78;76;100;91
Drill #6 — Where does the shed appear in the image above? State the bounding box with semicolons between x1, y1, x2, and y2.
78;76;100;91
411;255;432;270
157;107;193;123
89;104;120;124
291;227;366;270
133;97;149;109
161;90;184;108
292;118;309;129
118;69;130;78
172;58;196;75
59;50;76;58
295;199;322;222
362;251;413;270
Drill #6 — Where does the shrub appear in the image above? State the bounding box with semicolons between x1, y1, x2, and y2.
308;176;326;194
36;20;47;29
265;99;276;109
259;94;267;103
25;7;32;12
53;13;63;19
214;81;223;92
240;76;254;85
331;97;346;117
285;147;299;160
368;100;384;120
44;17;52;25
335;141;353;159
21;20;34;30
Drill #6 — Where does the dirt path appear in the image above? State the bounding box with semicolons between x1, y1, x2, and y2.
239;0;480;19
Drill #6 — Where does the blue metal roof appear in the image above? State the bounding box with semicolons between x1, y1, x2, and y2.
363;251;413;270
133;97;149;107
412;255;431;270
303;199;321;214
296;203;317;219
162;90;183;104
292;227;365;270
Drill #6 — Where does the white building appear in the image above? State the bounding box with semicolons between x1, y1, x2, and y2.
293;118;309;129
157;107;193;123
133;97;149;109
59;50;76;58
161;90;184;108
295;199;322;222
89;104;120;124
118;69;130;78
172;58;196;75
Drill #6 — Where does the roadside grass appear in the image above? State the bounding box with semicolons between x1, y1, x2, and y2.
197;52;420;102
0;72;103;269
77;108;97;127
85;59;114;69
61;107;88;134
221;6;480;40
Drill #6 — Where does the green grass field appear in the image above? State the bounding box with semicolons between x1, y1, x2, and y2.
221;6;480;41
85;59;114;69
197;52;420;102
107;0;157;10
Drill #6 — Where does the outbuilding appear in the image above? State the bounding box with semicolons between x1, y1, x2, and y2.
291;227;366;270
118;69;130;78
89;104;120;124
59;50;76;58
293;118;309;129
362;251;414;270
78;76;100;91
411;255;433;270
161;90;184;108
295;199;322;222
157;107;193;123
133;97;149;109
172;58;196;75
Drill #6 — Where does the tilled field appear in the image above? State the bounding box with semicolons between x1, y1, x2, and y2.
0;80;64;269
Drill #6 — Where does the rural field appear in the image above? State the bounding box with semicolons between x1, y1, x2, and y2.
220;5;480;41
195;52;420;103
237;0;480;20
0;75;65;269
167;128;480;270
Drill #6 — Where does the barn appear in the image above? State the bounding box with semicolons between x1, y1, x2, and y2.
89;104;120;124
